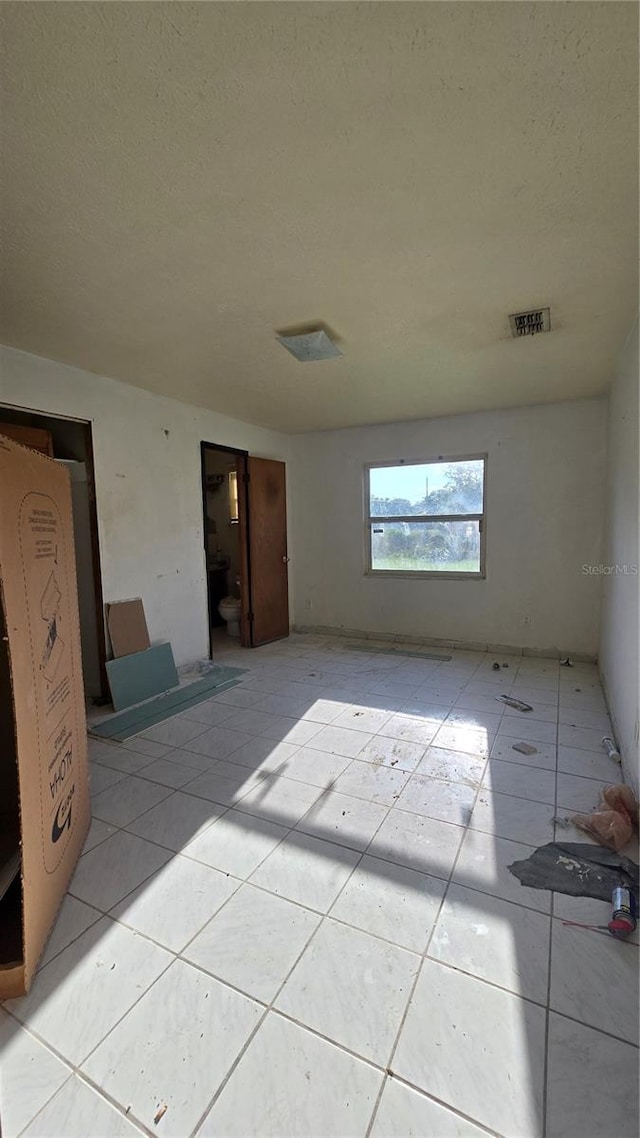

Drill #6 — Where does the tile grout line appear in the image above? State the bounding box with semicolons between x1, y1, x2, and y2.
6;950;178;1138
18;1065;159;1138
371;1070;506;1138
98;665;510;757
94;735;579;825
10;1052;76;1138
184;852;383;1133
95;660;605;773
85;691;605;933
184;1009;272;1138
9;951;635;1138
184;764;403;1137
57;793;241;968
75;820;568;1014
363;669;498;1138
184;749;410;1136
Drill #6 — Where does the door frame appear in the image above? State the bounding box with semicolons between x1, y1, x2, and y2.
0;406;108;699
81;420;109;698
200;441;251;654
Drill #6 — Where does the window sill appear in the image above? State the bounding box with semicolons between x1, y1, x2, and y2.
364;569;486;580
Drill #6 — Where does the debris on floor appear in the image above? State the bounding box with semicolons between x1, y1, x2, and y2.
562;886;638;938
495;694;533;712
154;1103;168;1125
602;735;622;764
195;657;225;676
552;814;571;827
560;657;573;667
609;886;638;937
571;784;639;851
512;741;538;755
346;642;452;661
508;841;639;902
492;661;501;670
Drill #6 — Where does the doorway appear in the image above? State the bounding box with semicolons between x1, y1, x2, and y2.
0;407;107;699
200;443;290;654
201;443;246;653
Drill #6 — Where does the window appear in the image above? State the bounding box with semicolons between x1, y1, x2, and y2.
365;455;486;577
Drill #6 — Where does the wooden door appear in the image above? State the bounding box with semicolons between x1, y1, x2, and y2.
245;457;289;646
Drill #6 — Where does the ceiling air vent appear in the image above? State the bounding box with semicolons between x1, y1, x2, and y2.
277;328;343;362
509;308;551;338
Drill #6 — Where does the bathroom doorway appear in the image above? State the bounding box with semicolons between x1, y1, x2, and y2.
200;443;290;654
201;443;247;652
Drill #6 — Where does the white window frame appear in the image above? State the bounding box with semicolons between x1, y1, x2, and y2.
364;453;487;579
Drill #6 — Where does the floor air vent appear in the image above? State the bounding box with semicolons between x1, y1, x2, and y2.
509;308;551;337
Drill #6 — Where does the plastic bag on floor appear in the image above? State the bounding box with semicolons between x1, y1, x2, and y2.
571;784;639;852
508;841;639;900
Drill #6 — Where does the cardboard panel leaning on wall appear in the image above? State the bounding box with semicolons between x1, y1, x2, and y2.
0;436;90;998
107;598;151;658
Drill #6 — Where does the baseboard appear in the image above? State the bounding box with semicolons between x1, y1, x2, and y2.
598;665;640;796
293;623;597;663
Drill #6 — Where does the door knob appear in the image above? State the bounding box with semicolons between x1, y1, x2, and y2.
282;556;290;563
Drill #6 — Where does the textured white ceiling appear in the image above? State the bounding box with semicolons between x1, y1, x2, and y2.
0;2;637;432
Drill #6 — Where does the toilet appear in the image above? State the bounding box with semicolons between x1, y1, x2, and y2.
218;595;241;637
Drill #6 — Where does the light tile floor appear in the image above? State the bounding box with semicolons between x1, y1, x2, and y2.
2;634;638;1138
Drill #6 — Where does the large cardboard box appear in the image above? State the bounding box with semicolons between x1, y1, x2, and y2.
0;435;90;998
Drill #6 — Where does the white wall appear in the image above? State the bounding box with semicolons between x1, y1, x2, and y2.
0;346;289;666
289;399;607;657
1;345;614;667
599;323;639;789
